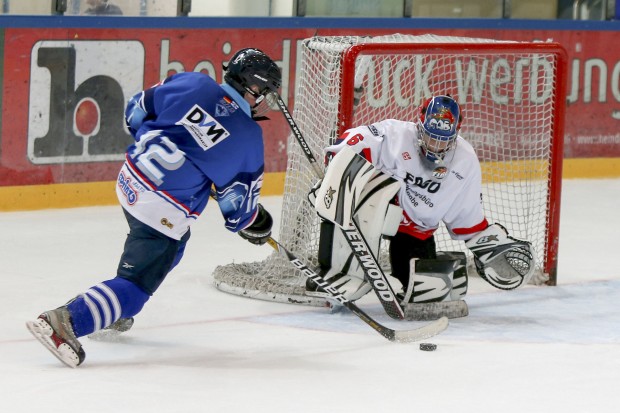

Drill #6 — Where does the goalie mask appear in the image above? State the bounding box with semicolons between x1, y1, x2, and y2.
417;95;462;164
224;48;282;119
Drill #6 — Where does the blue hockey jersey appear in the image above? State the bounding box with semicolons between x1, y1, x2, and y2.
116;72;265;240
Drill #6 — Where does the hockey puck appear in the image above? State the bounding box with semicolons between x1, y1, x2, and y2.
419;343;437;351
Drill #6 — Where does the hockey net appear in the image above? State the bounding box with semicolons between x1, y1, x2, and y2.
213;34;567;306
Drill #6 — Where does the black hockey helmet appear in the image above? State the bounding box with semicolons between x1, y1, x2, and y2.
224;48;282;99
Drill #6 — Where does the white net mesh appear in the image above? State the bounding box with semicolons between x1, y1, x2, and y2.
213;34;565;306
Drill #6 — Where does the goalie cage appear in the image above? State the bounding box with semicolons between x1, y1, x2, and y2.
213;33;568;307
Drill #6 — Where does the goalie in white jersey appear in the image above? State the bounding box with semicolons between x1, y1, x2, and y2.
308;95;539;320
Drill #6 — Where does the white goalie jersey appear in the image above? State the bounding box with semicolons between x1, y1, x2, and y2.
326;119;488;241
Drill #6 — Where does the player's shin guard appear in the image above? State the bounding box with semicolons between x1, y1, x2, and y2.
66;277;150;337
401;252;469;321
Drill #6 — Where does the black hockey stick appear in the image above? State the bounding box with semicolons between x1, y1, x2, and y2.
265;236;448;343
275;94;324;179
276;95;405;319
208;189;447;341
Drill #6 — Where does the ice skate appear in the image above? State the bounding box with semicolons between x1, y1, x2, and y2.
26;307;85;368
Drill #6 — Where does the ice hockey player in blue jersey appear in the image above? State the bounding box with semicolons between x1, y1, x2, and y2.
25;48;282;368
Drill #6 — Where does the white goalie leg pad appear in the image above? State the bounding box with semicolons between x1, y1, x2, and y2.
314;146;376;230
308;166;402;303
437;251;468;300
465;223;537;290
402;254;469;321
355;170;402;247
402;258;453;303
306;228;373;302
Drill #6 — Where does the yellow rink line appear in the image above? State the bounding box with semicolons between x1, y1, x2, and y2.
0;158;618;212
0;173;286;212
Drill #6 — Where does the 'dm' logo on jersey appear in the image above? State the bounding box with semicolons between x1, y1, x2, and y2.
177;104;230;151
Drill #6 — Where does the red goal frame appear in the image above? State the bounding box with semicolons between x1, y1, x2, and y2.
338;42;568;285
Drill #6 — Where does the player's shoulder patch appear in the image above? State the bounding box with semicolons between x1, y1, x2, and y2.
215;95;240;117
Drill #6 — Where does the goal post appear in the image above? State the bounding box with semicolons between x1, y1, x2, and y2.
213;34;568;305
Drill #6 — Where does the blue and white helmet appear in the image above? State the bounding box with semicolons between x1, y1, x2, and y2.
417;95;462;163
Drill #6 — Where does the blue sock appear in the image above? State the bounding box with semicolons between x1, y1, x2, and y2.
67;277;150;337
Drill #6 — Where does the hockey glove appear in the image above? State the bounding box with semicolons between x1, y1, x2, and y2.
238;204;273;246
465;223;536;290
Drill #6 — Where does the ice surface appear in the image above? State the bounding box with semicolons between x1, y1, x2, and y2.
1;178;619;412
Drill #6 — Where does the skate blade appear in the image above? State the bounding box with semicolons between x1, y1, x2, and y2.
26;320;80;368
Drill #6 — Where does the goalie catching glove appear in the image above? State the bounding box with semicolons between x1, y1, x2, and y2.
239;204;273;245
465;223;536;290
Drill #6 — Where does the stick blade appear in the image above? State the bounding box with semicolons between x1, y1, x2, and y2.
390;316;449;343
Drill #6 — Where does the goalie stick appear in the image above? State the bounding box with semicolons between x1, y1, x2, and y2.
265;236;449;343
276;95;405;320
